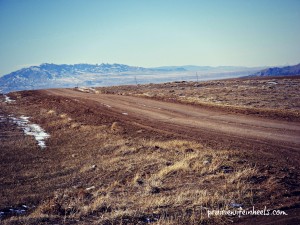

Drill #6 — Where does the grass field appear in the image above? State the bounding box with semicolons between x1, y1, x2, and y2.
1;76;299;224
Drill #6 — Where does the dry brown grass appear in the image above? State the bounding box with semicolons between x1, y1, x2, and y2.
111;121;124;133
96;77;300;121
0;90;295;224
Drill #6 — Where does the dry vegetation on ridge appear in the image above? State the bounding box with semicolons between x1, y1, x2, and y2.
1;77;300;224
97;76;300;121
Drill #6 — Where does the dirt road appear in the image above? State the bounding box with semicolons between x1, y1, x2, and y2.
44;89;300;166
2;88;298;224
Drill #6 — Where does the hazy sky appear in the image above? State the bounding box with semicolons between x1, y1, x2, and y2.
0;0;300;75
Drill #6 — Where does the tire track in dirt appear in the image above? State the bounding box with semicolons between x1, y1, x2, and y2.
44;88;300;167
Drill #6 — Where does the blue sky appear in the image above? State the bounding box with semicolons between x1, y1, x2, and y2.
0;0;300;76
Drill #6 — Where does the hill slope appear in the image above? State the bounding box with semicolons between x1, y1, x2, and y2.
0;63;150;93
249;63;300;77
0;63;261;93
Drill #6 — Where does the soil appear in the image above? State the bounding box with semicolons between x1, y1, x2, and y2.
45;88;300;165
1;76;299;224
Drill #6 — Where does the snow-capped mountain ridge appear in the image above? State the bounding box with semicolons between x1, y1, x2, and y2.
0;63;260;93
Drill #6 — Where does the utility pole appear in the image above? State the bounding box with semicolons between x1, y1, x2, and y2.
134;76;138;85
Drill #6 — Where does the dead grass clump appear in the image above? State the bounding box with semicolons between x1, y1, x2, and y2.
79;164;98;173
88;192;112;214
59;113;68;118
47;117;71;128
37;188;93;217
156;153;197;179
132;173;144;186
70;122;81;129
145;177;163;194
111;122;124;133
47;109;56;115
145;139;203;152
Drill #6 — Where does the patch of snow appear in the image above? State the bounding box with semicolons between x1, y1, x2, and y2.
86;186;95;191
75;87;99;94
122;112;128;115
22;205;28;209
10;116;50;149
104;104;111;108
266;81;278;85
4;95;15;103
230;203;243;208
0;205;29;218
0;115;5;122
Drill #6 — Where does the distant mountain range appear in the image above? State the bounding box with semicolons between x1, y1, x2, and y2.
249;63;300;77
154;65;250;71
0;63;261;93
0;63;156;93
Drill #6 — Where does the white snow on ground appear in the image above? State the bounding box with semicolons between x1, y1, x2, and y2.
122;112;128;115
0;115;5;122
10;116;50;149
0;205;28;218
266;81;278;85
4;95;15;103
75;87;99;94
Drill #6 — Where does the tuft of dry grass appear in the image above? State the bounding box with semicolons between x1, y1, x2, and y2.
111;121;124;133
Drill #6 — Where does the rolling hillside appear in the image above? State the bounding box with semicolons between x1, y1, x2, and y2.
249;63;300;77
